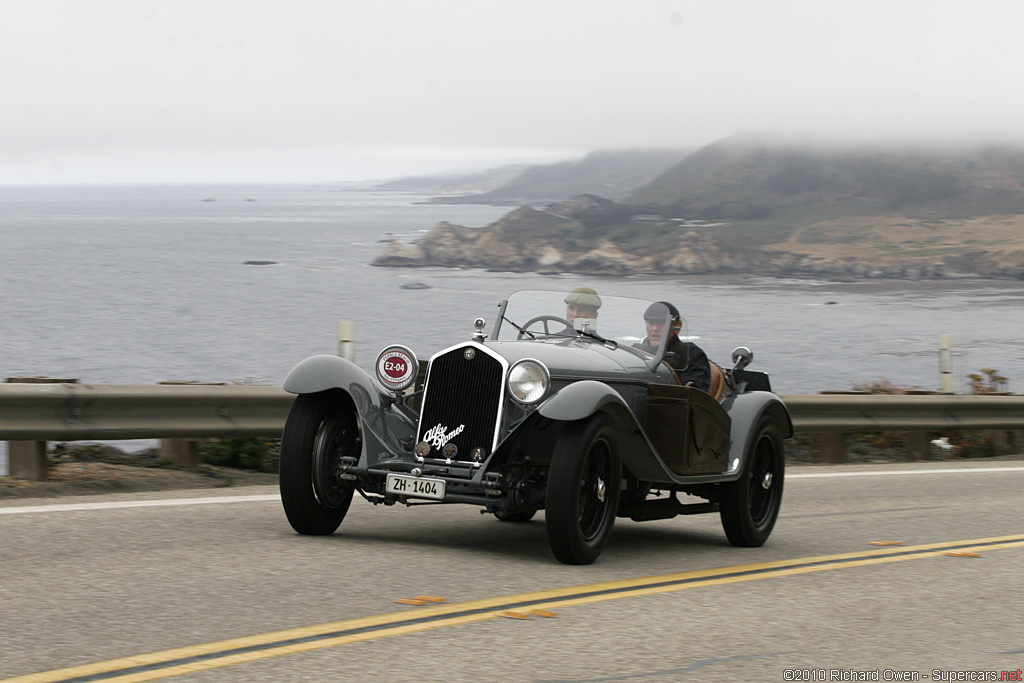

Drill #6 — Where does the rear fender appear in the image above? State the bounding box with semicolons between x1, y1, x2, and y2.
722;391;793;478
532;382;792;485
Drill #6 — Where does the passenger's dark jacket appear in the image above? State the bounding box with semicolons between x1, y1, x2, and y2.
634;335;711;391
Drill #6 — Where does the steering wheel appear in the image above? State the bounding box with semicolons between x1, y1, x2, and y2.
517;315;572;339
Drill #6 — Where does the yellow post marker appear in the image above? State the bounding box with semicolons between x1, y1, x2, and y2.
338;320;355;362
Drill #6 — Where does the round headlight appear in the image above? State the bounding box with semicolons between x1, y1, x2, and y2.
507;359;550;404
375;345;418;393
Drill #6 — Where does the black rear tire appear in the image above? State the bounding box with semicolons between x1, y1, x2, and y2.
279;390;358;535
545;414;622;565
719;414;784;547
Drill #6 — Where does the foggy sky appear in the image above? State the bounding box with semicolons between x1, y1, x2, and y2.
2;0;1023;184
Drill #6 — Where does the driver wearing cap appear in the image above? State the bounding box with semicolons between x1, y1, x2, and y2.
563;287;601;332
634;301;711;391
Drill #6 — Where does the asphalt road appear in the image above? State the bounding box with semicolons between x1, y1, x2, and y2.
1;460;1022;683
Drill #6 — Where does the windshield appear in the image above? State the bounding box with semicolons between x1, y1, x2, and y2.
493;290;689;367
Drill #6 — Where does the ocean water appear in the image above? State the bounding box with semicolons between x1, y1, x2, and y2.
2;184;1023;470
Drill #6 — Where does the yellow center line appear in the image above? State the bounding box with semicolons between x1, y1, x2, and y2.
5;533;1024;683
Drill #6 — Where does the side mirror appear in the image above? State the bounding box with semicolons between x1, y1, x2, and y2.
731;346;753;373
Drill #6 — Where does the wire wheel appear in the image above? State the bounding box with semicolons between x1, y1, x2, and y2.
748;431;779;528
546;414;622;565
578;438;613;541
280;390;359;535
720;413;785;547
312;412;358;509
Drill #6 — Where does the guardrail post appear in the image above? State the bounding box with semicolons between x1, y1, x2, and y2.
5;377;79;480
157;381;226;467
903;431;931;461
158;438;201;468
819;432;846;463
990;430;1014;455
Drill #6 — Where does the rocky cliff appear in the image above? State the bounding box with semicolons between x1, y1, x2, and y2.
373;195;1024;280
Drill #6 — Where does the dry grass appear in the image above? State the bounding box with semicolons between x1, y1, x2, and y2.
760;214;1024;263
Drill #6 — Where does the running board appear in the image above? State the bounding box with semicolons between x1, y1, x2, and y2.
619;497;719;522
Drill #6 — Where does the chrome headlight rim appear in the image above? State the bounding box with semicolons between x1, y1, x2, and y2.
507;358;550;405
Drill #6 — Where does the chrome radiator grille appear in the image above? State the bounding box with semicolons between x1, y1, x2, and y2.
417;345;504;461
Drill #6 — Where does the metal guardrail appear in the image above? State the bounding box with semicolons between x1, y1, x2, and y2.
1;384;1023;442
781;394;1024;431
0;384;293;441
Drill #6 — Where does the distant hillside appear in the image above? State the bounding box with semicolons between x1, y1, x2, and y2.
624;138;1024;247
366;164;529;195
374;138;1024;281
428;149;693;205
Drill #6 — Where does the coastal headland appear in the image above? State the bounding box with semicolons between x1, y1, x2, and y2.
373;138;1024;280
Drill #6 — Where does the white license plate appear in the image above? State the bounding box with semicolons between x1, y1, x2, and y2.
385;473;446;500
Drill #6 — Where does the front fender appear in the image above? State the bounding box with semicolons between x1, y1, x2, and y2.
283;353;385;437
283;354;416;468
284;354;377;400
537;380;630;421
534;381;677;483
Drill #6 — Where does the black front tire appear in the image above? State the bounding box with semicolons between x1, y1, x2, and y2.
719;414;784;547
545;414;622;564
279;390;359;535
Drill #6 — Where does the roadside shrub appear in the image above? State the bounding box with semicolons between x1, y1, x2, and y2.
198;438;280;473
849;378;918;395
194;377;282;472
967;367;1008;394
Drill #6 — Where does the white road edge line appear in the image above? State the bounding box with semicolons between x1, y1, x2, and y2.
0;494;280;515
790;465;1024;479
2;466;1023;515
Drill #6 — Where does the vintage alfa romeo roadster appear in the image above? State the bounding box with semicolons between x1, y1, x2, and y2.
279;290;792;564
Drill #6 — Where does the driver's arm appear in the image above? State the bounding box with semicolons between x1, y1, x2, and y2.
670;343;711;392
